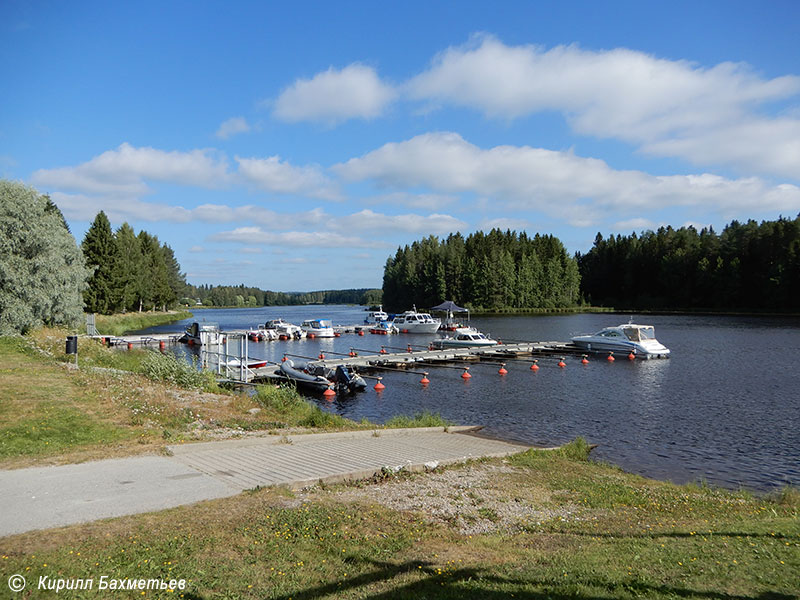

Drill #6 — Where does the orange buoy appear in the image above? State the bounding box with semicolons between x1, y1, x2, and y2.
127;342;133;350
461;368;472;379
558;358;566;368
581;355;589;365
374;378;385;391
420;373;430;385
159;340;165;351
358;330;364;336
498;363;508;375
318;353;325;360
281;355;287;362
530;360;539;371
334;332;341;337
407;345;413;353
380;346;387;354
607;352;615;362
323;386;336;398
349;349;356;357
628;351;636;360
308;333;315;339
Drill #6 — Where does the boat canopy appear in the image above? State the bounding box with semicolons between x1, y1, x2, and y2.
430;300;468;313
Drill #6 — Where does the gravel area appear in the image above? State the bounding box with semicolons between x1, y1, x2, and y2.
311;461;575;535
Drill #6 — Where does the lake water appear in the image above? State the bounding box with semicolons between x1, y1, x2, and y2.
140;306;800;492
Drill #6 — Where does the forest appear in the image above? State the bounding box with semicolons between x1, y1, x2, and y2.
184;285;382;308
577;216;800;312
381;230;581;312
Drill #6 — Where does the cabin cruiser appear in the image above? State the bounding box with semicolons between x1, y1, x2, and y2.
264;318;305;340
301;319;335;338
364;305;390;324
392;306;441;334
431;327;498;349
571;323;670;359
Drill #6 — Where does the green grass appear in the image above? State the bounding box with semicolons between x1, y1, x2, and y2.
93;310;192;336
384;411;453;428
253;384;365;430
2;445;797;599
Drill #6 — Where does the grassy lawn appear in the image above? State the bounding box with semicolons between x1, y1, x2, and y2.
0;330;372;469
1;442;797;599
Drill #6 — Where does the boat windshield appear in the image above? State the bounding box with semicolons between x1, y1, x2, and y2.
622;326;655;341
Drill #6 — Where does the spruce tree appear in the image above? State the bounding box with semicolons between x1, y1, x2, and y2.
81;211;117;314
111;223;143;312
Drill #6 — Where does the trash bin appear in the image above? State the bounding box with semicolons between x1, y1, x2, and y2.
65;335;78;355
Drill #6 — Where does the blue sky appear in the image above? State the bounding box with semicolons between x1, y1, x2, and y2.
2;0;799;292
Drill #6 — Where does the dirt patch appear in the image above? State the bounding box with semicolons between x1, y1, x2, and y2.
304;461;576;535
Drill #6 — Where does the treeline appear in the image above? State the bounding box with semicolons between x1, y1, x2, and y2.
82;211;187;314
184;285;382;307
577;216;800;311
382;230;581;311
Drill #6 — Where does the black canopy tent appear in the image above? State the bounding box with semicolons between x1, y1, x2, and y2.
430;300;469;329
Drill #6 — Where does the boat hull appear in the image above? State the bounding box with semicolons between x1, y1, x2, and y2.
571;337;670;358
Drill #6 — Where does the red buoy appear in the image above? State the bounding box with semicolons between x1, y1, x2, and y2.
127;342;133;350
530;360;539;371
461;368;472;379
407;345;413;353
380;346;387;354
581;355;589;365
349;349;357;357
358;330;364;336
323;386;336;398
318;353;325;360
374;378;385;391
607;352;615;362
498;363;508;375
420;373;430;385
281;355;287;362
628;351;636;360
558;358;566;368
308;333;315;339
159;340;165;351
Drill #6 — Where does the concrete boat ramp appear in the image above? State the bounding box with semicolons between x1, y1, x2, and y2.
0;428;530;537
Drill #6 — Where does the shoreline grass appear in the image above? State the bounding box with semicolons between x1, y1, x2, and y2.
92;310;193;336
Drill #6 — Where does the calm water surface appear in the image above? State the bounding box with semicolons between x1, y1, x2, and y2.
141;306;800;492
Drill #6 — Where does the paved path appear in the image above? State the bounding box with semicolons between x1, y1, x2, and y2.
0;427;529;537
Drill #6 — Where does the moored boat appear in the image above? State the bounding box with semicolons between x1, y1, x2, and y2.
571;323;670;359
364;305;390;325
181;322;222;346
264;319;306;340
301;319;335;338
431;327;498;349
392;306;441;334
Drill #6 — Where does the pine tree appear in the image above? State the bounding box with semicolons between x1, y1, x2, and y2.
111;223;143;312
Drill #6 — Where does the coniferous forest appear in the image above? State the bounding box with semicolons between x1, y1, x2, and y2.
577;216;800;312
381;230;581;312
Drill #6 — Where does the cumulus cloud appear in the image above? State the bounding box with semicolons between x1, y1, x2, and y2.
235;155;340;200
215;117;251;139
334;132;800;221
272;63;396;123
406;35;800;179
32;143;230;195
612;218;659;232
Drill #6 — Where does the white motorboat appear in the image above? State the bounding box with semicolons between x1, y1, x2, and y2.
571;323;670;359
364;305;390;324
431;327;498;349
301;319;335;338
182;322;222;346
392;306;441;334
264;318;306;340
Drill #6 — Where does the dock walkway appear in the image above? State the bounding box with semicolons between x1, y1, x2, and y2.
0;427;530;537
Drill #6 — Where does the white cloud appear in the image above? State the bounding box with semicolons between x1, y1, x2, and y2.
207;227;387;248
341;209;467;234
32;143;230;195
235;155;340;200
188;246;205;253
406;35;800;179
364;191;458;210
334;132;800;224
612;218;658;231
215;117;251;139
272;63;396;123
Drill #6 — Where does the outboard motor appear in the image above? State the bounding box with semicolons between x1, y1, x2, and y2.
335;365;352;388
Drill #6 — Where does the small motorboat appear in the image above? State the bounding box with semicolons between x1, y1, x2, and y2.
364;305;390;325
264;319;306;340
571;323;670;359
431;328;498;349
301;319;335;338
181;322;222;346
369;321;398;335
279;359;334;392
